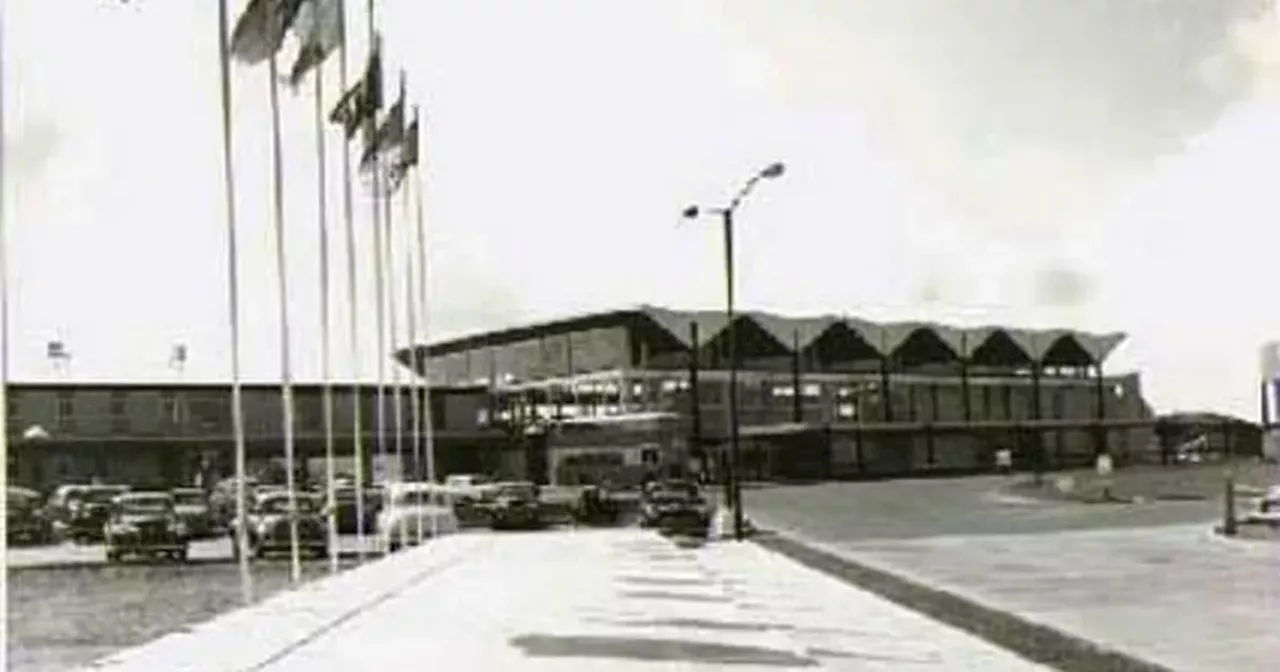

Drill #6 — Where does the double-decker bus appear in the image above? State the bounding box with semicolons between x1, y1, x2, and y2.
544;411;686;487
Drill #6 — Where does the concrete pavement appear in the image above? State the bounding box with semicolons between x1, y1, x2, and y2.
756;513;1279;672
76;528;1052;671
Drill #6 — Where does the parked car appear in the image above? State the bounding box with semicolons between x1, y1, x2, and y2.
104;492;191;562
376;482;459;553
572;485;626;527
7;486;53;545
443;474;495;527
170;487;216;538
208;476;262;527
639;480;711;536
48;484;131;544
333;485;383;535
479;481;548;531
229;490;328;560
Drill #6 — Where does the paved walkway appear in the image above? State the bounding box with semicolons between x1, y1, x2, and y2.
78;529;1050;671
758;515;1280;672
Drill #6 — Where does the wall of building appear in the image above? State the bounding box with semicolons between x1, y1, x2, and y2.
5;384;491;441
5;383;499;492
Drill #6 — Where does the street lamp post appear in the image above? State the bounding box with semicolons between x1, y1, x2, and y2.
682;161;785;542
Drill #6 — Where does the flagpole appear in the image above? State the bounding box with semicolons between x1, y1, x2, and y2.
335;0;368;562
312;61;339;576
266;54;303;583
384;157;404;493
217;0;255;607
402;176;422;544
411;111;439;539
0;0;12;590
365;0;391;539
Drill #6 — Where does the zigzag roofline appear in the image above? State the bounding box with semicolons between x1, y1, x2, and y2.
414;304;1127;367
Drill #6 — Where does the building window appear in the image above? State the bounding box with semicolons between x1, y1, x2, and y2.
160;391;178;424
55;392;76;429
110;391;130;433
7;393;21;422
641;448;659;465
109;391;128;416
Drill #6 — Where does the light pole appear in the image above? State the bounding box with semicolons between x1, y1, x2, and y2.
682;161;785;541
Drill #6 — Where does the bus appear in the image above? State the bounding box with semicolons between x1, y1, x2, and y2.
544;411;687;487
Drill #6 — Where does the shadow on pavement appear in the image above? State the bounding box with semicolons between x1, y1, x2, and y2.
754;532;1175;672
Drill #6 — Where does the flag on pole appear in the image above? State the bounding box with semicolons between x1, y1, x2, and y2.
329;38;382;139
229;0;307;65
387;108;419;192
359;72;406;173
287;0;344;89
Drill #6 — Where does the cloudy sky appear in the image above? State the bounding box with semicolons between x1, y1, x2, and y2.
3;0;1280;418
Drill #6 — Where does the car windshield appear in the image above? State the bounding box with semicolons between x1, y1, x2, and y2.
173;491;207;506
651;488;700;504
493;484;538;500
86;488;127;504
258;495;317;514
393;490;443;507
119;497;172;515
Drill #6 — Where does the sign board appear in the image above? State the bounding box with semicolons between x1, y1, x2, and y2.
1095;454;1113;477
371;455;404;484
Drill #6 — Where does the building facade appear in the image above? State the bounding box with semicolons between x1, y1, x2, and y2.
5;382;502;491
407;305;1157;481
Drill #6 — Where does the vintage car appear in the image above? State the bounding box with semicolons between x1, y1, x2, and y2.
172;487;216;539
572;485;626;527
229;490;328;559
208;476;262;527
639;480;711;536
7;486;53;545
1242;484;1280;526
104;492;191;562
49;484;131;544
333;484;383;535
443;474;496;528
479;481;547;531
376;482;460;552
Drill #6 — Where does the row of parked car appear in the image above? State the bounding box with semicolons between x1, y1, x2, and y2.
6;483;221;548
5;473;717;562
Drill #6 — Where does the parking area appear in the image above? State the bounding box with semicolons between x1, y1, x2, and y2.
743;477;1278;672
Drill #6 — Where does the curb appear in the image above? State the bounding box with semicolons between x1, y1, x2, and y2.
752;527;1174;672
7;550;385;573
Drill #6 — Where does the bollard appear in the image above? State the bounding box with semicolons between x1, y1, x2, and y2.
1222;475;1238;537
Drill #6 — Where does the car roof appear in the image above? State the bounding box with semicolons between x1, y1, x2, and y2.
118;492;173;502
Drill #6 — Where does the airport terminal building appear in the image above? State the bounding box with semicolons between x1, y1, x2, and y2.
406;305;1157;482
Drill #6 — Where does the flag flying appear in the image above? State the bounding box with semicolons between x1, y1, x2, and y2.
229;0;307;65
329;37;382;139
288;0;344;89
360;72;406;173
388;108;420;192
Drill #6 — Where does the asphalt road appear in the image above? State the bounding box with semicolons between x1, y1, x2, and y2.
739;475;1226;543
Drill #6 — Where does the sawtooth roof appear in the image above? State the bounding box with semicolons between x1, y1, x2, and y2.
414;304;1127;367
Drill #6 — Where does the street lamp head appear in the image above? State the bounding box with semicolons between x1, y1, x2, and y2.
761;162;785;179
681;204;701;219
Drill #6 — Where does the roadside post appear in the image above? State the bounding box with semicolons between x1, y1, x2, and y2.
1095;452;1113;501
